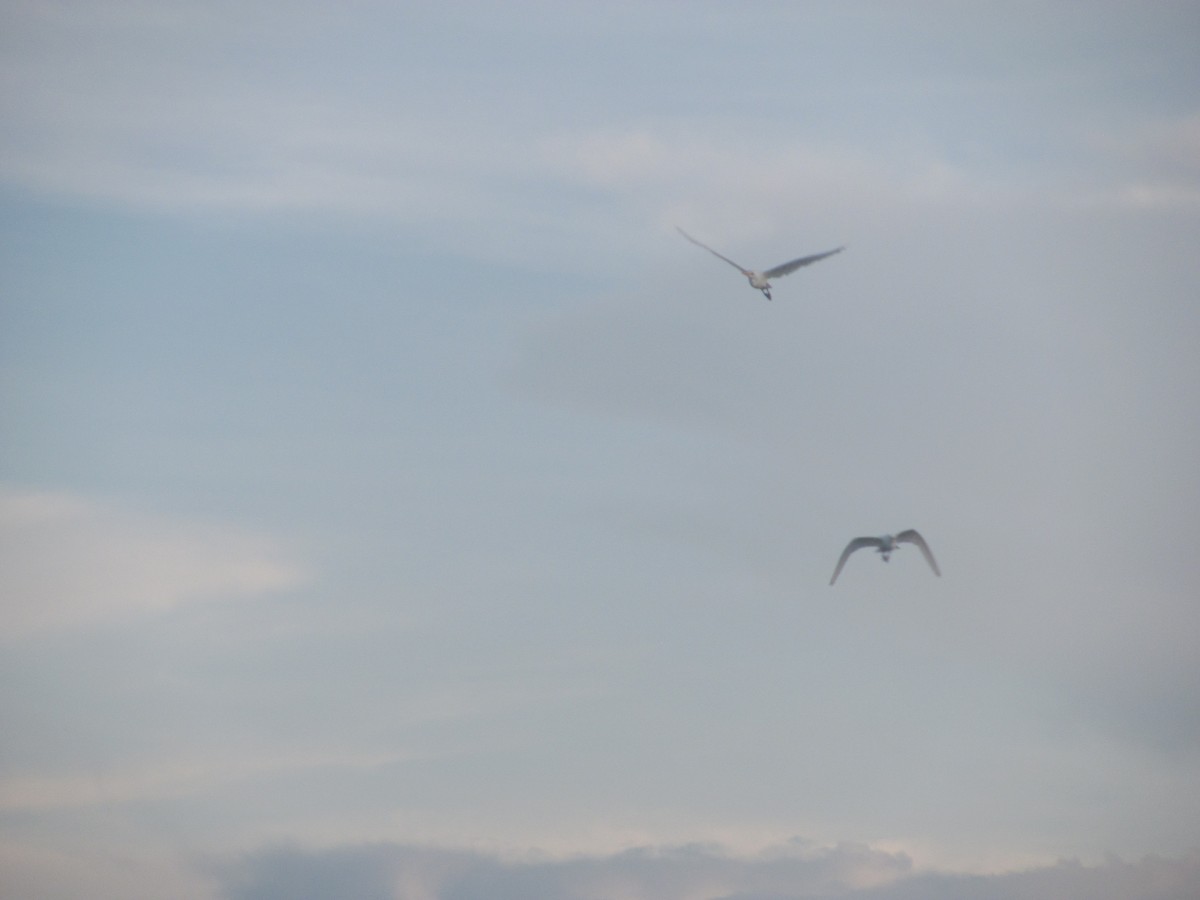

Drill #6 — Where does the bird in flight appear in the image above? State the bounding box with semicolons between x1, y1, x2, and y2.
829;530;941;585
676;227;843;300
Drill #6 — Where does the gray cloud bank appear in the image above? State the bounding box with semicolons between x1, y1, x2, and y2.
209;841;1199;900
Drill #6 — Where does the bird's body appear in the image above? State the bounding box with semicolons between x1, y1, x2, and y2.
829;529;941;585
677;227;843;299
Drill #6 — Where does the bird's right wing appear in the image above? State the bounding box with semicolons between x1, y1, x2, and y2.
764;247;844;279
829;537;882;585
896;529;941;576
676;227;750;274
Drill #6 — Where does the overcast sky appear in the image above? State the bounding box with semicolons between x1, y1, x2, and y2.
2;2;1199;898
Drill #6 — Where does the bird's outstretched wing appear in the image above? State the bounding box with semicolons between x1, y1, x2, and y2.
676;227;750;275
896;529;941;576
764;247;844;279
829;536;883;585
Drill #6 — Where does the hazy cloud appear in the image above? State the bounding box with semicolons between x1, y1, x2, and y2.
0;486;306;636
0;840;215;900
0;748;404;814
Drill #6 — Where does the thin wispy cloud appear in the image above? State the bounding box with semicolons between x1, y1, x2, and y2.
0;487;306;636
4;0;1197;228
0;748;403;814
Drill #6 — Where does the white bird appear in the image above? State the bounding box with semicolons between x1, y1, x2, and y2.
677;227;843;300
829;529;941;585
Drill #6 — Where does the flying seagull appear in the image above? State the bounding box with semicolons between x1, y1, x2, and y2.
829;529;941;585
677;227;843;300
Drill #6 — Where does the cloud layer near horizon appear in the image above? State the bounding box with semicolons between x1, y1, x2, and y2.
205;840;1200;900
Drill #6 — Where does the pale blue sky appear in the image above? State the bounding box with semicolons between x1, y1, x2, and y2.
2;2;1199;898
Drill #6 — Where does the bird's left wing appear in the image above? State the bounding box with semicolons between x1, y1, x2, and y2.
764;246;844;279
829;536;881;585
676;227;750;275
896;529;941;576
